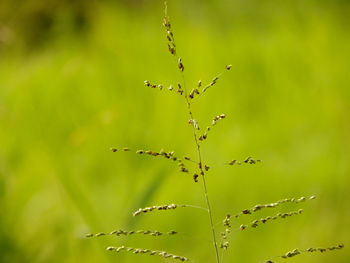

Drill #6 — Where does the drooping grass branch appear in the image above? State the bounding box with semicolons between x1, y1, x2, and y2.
86;229;178;238
239;209;303;230
198;114;226;142
264;244;344;263
110;147;192;174
132;203;208;216
106;246;189;262
232;195;315;219
191;64;232;102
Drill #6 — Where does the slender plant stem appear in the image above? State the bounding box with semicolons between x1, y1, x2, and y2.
220;248;225;263
164;2;220;261
180;73;220;263
181;204;209;212
200;166;220;263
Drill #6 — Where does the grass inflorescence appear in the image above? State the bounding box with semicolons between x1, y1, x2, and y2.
86;2;344;263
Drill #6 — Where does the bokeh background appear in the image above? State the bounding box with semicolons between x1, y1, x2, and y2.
0;0;349;262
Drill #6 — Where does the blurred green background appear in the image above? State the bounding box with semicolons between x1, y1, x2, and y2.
0;0;349;262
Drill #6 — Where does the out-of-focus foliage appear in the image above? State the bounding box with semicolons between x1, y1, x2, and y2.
0;0;349;262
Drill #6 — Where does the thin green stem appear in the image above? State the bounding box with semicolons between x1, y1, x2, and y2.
200;167;220;263
181;204;209;212
180;72;220;263
165;3;220;261
220;249;225;263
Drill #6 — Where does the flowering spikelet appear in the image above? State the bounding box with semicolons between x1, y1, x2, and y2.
163;2;176;56
188;118;200;130
178;58;184;72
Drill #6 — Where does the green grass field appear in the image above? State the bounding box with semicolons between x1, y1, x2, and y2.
0;1;349;262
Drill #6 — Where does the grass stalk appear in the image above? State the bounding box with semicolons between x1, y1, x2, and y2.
180;72;220;263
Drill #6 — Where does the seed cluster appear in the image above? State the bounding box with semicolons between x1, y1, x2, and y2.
265;244;344;262
199;114;226;141
106;246;189;261
192;173;199;182
188;118;200;130
86;229;177;238
188;81;201;99
178;58;184;72
226;156;262;165
180;156;207;182
163;5;176;56
239;209;303;230
220;214;231;250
